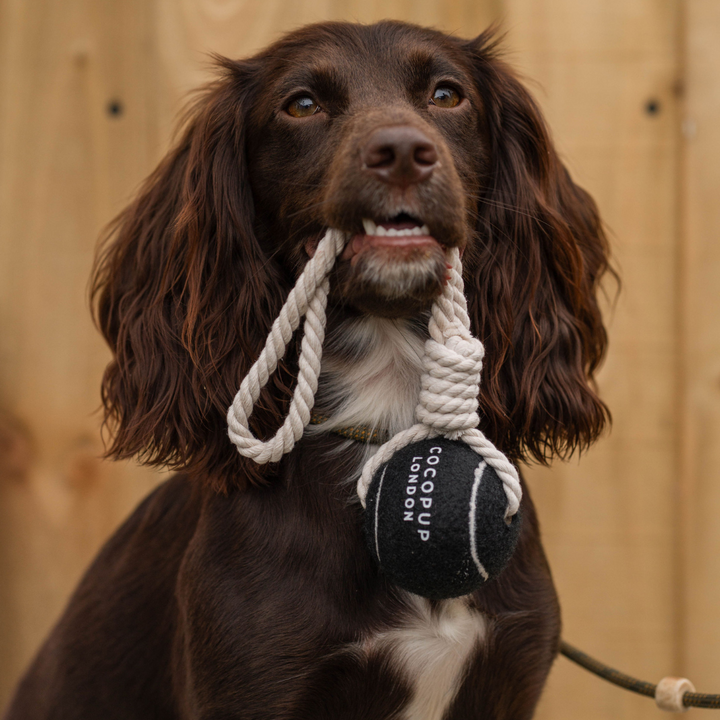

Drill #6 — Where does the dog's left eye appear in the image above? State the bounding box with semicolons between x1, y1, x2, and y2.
286;96;321;118
430;86;461;108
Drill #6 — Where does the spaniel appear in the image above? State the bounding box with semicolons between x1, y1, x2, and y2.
5;20;610;720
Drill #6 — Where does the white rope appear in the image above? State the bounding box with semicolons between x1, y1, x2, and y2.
226;229;346;463
356;248;521;518
226;228;522;518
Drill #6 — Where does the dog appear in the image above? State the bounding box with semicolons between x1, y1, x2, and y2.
4;20;611;720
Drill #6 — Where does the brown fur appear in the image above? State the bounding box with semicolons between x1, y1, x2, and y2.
4;20;610;720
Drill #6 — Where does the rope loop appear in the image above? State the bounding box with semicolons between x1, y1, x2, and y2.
226;229;346;463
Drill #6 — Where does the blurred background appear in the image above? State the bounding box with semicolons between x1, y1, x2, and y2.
0;0;718;717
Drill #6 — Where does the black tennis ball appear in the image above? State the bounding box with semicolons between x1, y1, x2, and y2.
364;437;521;600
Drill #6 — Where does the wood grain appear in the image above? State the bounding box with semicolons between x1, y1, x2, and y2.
0;1;711;717
681;0;720;699
0;0;165;703
506;2;685;718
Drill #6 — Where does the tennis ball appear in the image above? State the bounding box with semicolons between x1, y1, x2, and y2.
364;437;521;599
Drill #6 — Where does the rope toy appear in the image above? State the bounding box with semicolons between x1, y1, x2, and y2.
227;228;523;598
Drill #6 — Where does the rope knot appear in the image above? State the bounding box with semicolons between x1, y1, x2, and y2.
415;333;484;433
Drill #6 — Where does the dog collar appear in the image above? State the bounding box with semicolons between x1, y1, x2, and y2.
309;411;390;445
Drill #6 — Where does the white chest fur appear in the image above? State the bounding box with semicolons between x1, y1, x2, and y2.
363;594;486;720
313;316;427;439
316;317;488;718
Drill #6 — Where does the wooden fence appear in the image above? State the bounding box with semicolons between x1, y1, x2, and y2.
0;0;718;717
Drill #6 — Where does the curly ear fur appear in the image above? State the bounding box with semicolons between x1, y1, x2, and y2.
463;32;612;463
91;59;295;492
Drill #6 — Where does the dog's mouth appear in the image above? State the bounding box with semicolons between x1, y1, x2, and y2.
305;208;454;318
305;213;442;261
342;214;438;265
303;211;454;317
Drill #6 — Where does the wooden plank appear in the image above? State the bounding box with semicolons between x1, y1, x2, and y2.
503;1;683;718
0;0;165;703
0;0;692;716
153;0;335;103
681;0;720;698
152;0;498;114
331;0;499;35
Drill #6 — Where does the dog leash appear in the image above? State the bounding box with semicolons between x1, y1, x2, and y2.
560;641;720;712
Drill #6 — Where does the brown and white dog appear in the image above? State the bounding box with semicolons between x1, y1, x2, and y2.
4;21;611;720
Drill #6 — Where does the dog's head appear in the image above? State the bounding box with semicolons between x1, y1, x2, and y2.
92;21;611;490
245;24;477;319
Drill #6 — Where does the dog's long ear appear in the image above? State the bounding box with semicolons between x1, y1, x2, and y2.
463;33;613;464
91;58;290;491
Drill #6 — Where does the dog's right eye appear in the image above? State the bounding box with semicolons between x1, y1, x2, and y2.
286;96;321;118
430;86;461;108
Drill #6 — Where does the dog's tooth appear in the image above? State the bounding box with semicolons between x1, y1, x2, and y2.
410;226;423;236
386;228;399;237
419;225;430;235
362;219;378;236
375;226;388;236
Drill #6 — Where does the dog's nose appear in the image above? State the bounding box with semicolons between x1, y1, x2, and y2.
361;126;438;187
